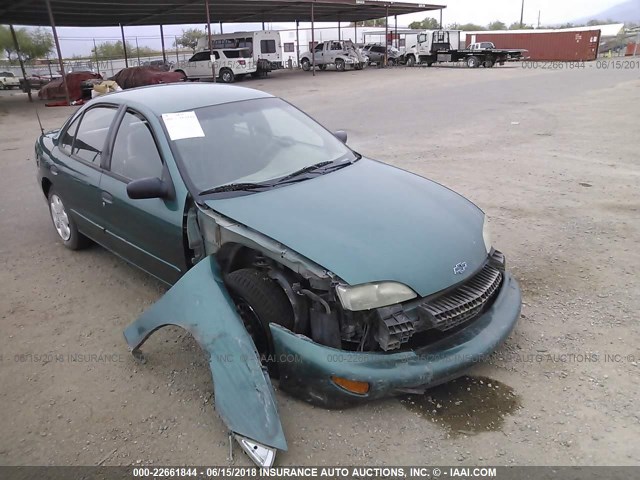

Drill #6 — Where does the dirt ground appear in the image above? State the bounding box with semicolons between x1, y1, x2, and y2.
0;62;638;467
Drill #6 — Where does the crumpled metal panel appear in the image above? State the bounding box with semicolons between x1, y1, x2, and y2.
123;256;287;452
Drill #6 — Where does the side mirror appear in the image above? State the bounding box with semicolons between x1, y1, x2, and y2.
126;177;170;200
334;130;348;144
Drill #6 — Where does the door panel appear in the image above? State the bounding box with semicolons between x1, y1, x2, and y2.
51;106;118;242
100;109;186;284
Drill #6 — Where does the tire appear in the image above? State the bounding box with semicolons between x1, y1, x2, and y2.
219;68;235;83
47;189;91;250
483;59;494;68
387;58;396;67
467;56;480;68
335;58;345;71
225;268;294;362
406;55;416;67
319;64;327;71
0;82;5;90
301;58;311;71
236;74;246;81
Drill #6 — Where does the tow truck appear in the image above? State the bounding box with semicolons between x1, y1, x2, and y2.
402;30;526;68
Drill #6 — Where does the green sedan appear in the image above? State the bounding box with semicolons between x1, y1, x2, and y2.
36;83;521;466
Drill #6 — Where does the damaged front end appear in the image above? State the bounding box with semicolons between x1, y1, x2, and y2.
124;202;520;465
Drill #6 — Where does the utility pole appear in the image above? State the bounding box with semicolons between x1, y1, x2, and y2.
537;11;541;29
135;37;140;65
520;0;525;28
93;38;99;69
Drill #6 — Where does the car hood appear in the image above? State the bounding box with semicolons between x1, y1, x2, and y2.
205;159;488;298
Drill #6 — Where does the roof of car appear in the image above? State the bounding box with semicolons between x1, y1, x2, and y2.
100;83;273;115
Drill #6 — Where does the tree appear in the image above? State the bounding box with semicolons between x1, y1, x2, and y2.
487;20;507;30
174;28;205;53
408;17;440;30
0;26;53;62
509;22;534;30
458;23;486;31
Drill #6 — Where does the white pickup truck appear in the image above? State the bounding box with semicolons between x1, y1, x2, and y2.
173;48;257;83
299;40;367;71
0;71;21;89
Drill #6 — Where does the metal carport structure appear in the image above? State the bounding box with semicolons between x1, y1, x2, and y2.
0;0;445;100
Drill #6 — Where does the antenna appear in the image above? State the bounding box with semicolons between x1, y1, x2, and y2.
35;107;44;135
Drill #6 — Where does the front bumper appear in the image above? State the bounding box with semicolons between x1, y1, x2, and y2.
270;273;521;408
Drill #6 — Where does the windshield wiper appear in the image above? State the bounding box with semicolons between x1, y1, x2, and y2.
199;182;274;196
276;160;354;184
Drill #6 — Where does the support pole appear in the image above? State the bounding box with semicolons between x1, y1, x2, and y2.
9;25;31;102
45;0;69;105
175;36;179;63
311;2;315;76
295;20;300;68
338;21;340;41
440;8;443;29
262;21;266;30
219;21;223;34
354;22;357;43
520;0;525;28
120;24;128;68
93;38;99;70
384;6;389;67
204;0;216;81
395;15;398;49
160;25;166;63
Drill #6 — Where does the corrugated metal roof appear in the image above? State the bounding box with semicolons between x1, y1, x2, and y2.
462;24;624;38
0;0;445;27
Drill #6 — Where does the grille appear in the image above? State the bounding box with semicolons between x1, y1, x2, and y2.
418;263;503;331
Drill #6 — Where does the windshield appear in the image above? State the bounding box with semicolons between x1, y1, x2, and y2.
168;97;357;194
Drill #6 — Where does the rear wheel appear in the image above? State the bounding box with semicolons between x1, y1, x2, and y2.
335;58;345;71
225;268;294;364
219;68;235;83
48;189;91;250
301;58;311;71
467;56;480;68
387;57;396;67
483;59;494;68
319;64;327;71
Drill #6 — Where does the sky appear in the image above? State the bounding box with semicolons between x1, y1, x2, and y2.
25;0;626;56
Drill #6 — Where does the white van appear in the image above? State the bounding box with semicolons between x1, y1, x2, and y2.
196;31;283;74
174;48;257;83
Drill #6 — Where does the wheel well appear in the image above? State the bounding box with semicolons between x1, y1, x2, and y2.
41;177;52;198
216;243;260;274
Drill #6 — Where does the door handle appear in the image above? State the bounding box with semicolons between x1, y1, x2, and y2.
101;191;114;205
50;165;59;176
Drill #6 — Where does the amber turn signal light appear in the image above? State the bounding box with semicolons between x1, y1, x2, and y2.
331;376;370;395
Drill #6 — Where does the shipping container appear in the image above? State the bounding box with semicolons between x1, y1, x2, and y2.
466;30;601;62
626;42;639;56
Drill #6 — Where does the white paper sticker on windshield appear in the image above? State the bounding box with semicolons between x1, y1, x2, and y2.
161;111;205;141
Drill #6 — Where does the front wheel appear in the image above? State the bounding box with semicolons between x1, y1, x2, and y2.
467;56;480;68
225;268;294;366
48;189;91;250
219;68;235;83
335;59;345;72
301;58;311;71
406;55;416;67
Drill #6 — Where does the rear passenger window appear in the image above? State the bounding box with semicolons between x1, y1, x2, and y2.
110;111;163;181
59;115;81;152
260;40;276;54
72;107;117;164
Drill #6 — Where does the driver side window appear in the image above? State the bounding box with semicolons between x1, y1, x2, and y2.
110;111;163;181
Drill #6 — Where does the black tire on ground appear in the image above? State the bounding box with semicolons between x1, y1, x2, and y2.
47;188;91;250
319;64;327;71
467;56;480;68
335;59;345;71
387;58;396;66
483;59;494;68
301;58;311;71
236;74;246;81
219;68;235;83
406;55;416;67
225;268;294;360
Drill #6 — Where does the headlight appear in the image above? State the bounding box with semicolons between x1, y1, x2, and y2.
336;282;417;311
482;215;492;253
